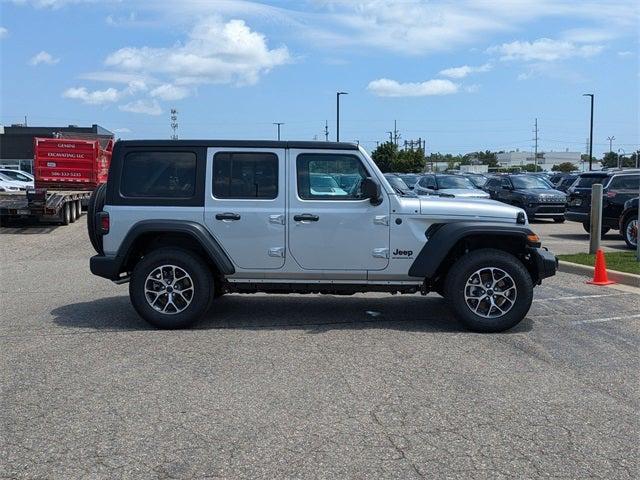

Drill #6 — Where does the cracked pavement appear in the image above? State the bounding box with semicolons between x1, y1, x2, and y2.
1;218;638;479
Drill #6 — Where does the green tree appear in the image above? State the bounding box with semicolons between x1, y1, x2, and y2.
602;151;638;168
551;162;579;172
370;141;398;172
393;148;426;173
522;163;543;172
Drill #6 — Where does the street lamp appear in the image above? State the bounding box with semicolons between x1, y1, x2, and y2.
273;122;284;141
617;148;626;169
583;93;594;171
336;91;348;142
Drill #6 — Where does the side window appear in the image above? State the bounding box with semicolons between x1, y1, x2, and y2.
213;152;278;199
501;178;511;188
121;151;196;198
297;153;368;200
608;175;639;190
425;176;436;188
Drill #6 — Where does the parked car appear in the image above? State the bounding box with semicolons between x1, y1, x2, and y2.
414;174;490;198
396;173;421;190
462;173;488;188
0;169;34;188
483;174;566;222
554;174;579;193
384;173;416;196
88;140;557;333
566;169;640;235
0;173;27;192
309;173;348;196
619;197;638;249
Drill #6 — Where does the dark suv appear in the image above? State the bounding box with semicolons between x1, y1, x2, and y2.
483;174;566;222
566;170;640;235
619;197;638;249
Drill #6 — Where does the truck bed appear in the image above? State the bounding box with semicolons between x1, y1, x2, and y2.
0;190;91;218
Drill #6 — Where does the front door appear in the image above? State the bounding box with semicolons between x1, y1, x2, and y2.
204;148;285;270
288;149;390;272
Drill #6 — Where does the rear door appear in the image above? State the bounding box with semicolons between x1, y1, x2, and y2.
204;148;285;270
603;174;640;222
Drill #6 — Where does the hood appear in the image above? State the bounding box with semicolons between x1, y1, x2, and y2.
439;188;490;198
419;196;525;222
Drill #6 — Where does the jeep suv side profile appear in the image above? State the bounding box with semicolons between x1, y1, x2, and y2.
88;140;557;333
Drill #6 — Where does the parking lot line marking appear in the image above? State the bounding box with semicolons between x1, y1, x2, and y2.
534;292;633;302
571;314;640;325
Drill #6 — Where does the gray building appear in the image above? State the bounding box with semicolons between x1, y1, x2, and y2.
496;150;584;171
0;124;114;172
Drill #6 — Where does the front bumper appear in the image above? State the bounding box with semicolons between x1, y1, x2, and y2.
525;203;566;218
90;255;123;281
528;247;558;283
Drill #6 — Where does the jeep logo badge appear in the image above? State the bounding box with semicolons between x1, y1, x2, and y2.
392;248;413;257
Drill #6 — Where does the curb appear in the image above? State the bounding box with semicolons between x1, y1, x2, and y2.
558;260;640;287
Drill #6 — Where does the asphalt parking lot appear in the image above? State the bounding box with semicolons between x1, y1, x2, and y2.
1;217;638;479
530;218;630;255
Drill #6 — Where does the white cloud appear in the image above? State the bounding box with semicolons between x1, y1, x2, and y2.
0;27;8;39
464;84;480;93
439;63;491;79
487;38;603;62
617;51;633;56
150;84;190;101
367;78;458;97
119;99;162;116
29;50;60;66
104;16;290;87
62;86;120;104
79;71;153;85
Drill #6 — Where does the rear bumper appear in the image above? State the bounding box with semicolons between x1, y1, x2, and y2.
528;247;558;283
90;255;123;281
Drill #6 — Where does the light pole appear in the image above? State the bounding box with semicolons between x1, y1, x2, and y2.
273;122;284;141
583;93;594;171
336;91;348;142
617;148;625;169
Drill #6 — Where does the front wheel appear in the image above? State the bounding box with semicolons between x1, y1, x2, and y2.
443;249;533;333
130;248;213;329
622;215;638;249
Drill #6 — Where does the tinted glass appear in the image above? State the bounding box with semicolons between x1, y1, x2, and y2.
121;151;196;198
385;175;409;192
511;176;551;189
399;174;420;186
608;175;639;190
436;176;475;189
213;152;278;199
575;175;607;188
1;170;32;182
297;154;368;200
467;175;487;187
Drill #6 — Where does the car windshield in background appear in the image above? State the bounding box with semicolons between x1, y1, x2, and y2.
436;176;475;189
575;175;607;188
511;176;552;189
399;174;420;186
1;171;32;182
385;175;410;193
466;176;487;187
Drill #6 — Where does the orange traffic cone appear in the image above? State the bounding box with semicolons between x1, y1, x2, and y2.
586;249;616;286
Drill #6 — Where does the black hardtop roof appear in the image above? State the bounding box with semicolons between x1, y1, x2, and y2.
115;139;359;150
580;169;640;177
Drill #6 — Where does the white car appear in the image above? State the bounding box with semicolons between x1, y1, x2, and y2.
0;169;34;189
0;176;25;193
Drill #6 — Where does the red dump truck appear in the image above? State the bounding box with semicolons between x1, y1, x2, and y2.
0;137;113;225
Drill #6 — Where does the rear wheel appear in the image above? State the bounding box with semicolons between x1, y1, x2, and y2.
60;202;71;225
129;248;213;329
87;184;107;254
444;249;533;333
69;201;78;223
622;215;638;249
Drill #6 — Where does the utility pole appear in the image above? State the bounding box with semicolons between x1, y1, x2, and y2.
607;136;615;154
170;108;178;140
336;91;348;142
273;122;284;141
583;93;594;171
393;120;400;146
387;131;393;143
532;118;539;171
324;120;329;141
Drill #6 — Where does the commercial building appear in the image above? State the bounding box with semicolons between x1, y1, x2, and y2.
496;150;585;171
0;124;113;172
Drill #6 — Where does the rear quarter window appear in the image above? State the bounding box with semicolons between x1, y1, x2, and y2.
121;151;196;198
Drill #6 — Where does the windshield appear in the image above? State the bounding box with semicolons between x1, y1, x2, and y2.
310;175;339;189
575;175;606;188
1;170;32;182
398;174;420;186
436;176;475;189
466;175;487;187
385;175;409;193
511;176;552;189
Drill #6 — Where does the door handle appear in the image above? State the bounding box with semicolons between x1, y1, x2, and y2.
293;214;319;222
215;212;241;221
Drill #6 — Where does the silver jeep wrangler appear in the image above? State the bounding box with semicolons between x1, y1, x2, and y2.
88;140;557;332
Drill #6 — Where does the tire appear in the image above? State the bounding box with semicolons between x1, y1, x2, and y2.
87;184;107;255
76;200;83;217
582;221;610;237
443;248;533;333
553;217;565;223
622;215;638;249
60;202;71;225
129;248;213;329
69;201;78;223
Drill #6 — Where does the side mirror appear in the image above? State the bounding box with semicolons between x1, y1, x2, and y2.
361;177;382;205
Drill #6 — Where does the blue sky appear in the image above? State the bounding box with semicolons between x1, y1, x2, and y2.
1;0;638;156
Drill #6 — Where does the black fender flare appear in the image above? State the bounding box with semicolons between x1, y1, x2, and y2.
408;221;536;278
118;220;235;275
